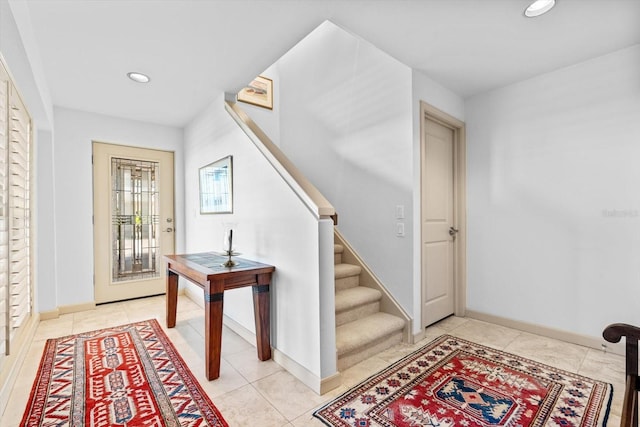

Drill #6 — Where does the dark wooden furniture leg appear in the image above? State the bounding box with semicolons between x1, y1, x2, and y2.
205;284;224;380
603;323;640;427
253;273;271;361
166;269;178;328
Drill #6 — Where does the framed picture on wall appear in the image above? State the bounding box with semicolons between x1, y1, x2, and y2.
199;155;233;214
237;75;273;110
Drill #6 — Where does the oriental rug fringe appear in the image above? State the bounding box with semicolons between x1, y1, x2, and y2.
21;319;227;426
315;335;612;427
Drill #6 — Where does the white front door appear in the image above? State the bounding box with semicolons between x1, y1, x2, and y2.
93;142;175;304
422;117;456;326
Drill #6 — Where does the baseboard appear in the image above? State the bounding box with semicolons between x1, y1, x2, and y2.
222;310;341;395
273;348;337;395
38;301;95;320
39;307;60;320
41;292;181;320
465;310;625;357
320;372;342;395
413;329;426;343
184;284;341;395
222;314;257;346
60;301;96;315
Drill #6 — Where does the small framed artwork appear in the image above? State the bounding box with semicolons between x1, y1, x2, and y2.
199;155;233;214
238;75;273;110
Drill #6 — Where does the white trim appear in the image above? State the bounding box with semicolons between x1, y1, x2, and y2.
466;310;625;356
59;301;96;315
320;372;343;395
221;307;336;395
185;284;340;395
420;101;467;328
39;307;60;320
222;313;257;346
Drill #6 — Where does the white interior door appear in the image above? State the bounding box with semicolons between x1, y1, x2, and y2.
422;118;456;326
93;142;175;304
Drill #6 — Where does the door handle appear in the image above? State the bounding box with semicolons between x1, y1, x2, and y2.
448;226;459;237
164;227;173;232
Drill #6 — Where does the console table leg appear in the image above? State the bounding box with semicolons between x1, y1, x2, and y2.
166;270;178;328
205;291;224;380
253;283;271;361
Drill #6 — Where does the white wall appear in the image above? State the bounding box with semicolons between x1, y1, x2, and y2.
52;107;184;308
465;44;640;339
1;0;52;129
251;21;415;312
183;94;334;386
2;0;55;314
411;70;465;333
35;129;57;313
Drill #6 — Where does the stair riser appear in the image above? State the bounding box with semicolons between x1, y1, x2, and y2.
337;331;403;371
334;253;342;265
335;275;360;291
336;302;380;327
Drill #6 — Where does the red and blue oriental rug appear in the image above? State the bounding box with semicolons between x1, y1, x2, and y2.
314;335;612;427
21;319;228;426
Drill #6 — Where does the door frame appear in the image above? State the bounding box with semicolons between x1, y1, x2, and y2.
420;101;467;328
92;140;176;304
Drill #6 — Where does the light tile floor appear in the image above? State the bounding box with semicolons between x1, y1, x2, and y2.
1;295;625;426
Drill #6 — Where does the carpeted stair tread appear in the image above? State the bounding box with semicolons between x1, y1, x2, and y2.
336;312;405;356
335;263;361;279
335;287;382;313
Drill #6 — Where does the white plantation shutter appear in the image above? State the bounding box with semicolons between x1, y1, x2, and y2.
0;58;32;365
0;74;7;364
8;83;30;341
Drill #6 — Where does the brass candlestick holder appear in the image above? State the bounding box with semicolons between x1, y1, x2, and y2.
221;250;240;267
221;227;240;267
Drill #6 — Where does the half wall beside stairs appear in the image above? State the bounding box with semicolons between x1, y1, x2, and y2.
222;96;339;393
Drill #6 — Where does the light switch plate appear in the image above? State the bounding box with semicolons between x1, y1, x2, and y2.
396;222;405;237
396;205;405;219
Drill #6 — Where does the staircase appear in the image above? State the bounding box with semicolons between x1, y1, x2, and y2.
334;243;406;371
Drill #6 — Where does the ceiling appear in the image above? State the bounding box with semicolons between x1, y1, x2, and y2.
18;0;640;127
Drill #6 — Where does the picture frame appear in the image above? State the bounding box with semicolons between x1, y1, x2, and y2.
199;155;233;214
237;75;273;110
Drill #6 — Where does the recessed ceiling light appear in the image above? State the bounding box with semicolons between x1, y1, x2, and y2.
524;0;556;17
127;72;151;83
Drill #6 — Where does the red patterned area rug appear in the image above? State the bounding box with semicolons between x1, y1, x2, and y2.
314;335;612;427
21;319;227;426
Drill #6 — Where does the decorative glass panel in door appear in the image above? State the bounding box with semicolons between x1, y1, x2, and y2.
93;142;174;304
111;158;160;282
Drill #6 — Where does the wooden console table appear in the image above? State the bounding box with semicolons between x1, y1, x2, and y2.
164;252;275;380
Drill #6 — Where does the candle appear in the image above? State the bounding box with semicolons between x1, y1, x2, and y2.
228;229;233;254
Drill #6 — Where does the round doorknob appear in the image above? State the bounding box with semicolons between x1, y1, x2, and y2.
165;227;173;232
